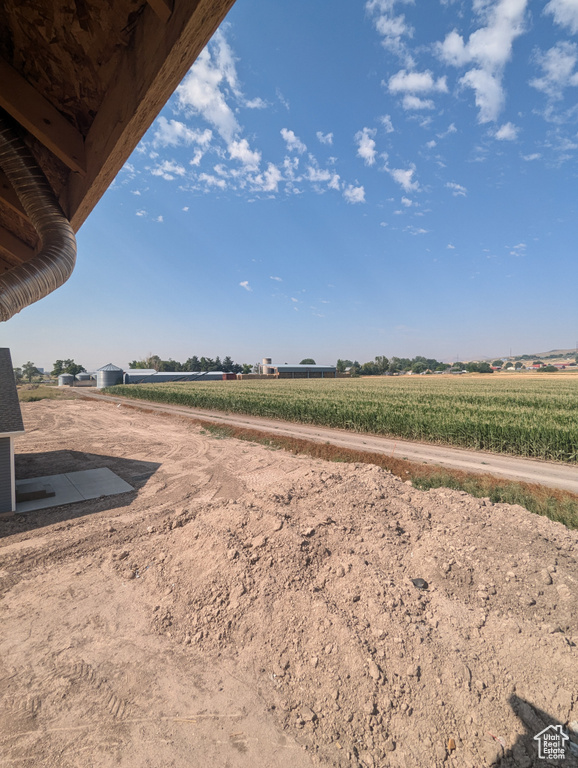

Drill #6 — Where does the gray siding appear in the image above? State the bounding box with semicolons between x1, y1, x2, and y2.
0;348;24;434
0;437;12;514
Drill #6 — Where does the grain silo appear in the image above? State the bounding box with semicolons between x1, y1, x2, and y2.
262;357;272;375
58;373;74;386
96;363;123;389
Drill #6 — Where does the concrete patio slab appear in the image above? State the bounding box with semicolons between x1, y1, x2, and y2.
16;468;133;513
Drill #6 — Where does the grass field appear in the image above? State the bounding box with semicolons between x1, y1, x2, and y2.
106;375;578;463
18;384;73;402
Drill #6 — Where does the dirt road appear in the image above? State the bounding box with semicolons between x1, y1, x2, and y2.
79;390;578;493
1;398;577;767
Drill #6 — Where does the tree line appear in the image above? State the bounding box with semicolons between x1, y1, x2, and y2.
336;356;494;375
129;354;253;374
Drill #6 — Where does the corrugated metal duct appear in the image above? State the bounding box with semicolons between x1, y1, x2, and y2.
0;114;77;321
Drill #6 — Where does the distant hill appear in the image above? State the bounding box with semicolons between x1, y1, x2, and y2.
478;348;577;363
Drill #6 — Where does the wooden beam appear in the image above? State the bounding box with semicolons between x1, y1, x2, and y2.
0;58;86;175
147;0;173;23
0;254;16;273
0;226;35;264
0;170;28;221
67;0;236;230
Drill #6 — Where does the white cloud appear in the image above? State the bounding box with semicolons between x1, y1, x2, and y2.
270;276;283;282
291;297;299;303
136;209;147;217
343;184;366;203
437;0;528;122
530;42;578;100
239;281;252;291
154;117;213;148
154;215;164;223
388;69;448;93
380;114;395;133
245;97;267;109
438;123;457;138
228;138;261;169
387;164;419;192
522;152;541;161
402;94;435;110
281;128;307;153
426;139;437;148
446;181;467;196
190;148;205;167
401;196;413;206
495;121;519;140
459;68;504;123
199;172;227;189
151;160;186;180
366;0;416;64
545;0;578;33
316;131;334;145
252;163;283;193
182;206;189;211
447;243;456;249
355;127;377;165
177;30;241;143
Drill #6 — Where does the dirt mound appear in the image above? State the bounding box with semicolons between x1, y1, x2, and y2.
1;400;577;767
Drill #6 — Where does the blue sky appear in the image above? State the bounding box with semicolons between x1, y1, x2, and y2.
4;0;578;370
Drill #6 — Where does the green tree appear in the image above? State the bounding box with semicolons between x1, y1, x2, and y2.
411;362;427;374
184;356;201;371
300;358;316;365
13;367;23;383
360;361;379;375
22;361;39;382
242;363;252;374
374;355;389;374
492;360;504;368
336;359;353;373
52;359;85;376
514;361;523;369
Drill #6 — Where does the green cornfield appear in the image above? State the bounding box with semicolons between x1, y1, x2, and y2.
106;375;578;462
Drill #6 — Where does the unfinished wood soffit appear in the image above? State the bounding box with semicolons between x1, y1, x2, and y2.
0;0;235;275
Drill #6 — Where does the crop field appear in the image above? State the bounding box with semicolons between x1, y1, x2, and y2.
106;375;578;462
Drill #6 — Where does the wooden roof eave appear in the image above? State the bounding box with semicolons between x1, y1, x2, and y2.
0;0;236;273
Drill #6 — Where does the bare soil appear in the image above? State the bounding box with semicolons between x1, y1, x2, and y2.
1;399;577;767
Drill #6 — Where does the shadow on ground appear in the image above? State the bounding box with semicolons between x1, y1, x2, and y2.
489;695;578;767
0;450;160;535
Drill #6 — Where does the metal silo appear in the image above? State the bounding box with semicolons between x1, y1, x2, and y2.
75;372;91;381
262;357;272;375
96;363;123;389
58;373;74;386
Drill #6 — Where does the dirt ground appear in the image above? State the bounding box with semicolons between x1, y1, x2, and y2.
1;399;577;768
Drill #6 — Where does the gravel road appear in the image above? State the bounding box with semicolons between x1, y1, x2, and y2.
78;390;578;494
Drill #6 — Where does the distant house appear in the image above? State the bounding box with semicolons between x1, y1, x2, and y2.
0;349;25;514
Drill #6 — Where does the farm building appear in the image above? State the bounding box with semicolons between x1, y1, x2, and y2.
0;348;24;514
123;371;226;384
272;364;337;379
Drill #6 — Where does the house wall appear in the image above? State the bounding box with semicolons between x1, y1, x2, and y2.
0;436;14;514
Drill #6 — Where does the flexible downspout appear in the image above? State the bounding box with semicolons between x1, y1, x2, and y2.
0;114;77;322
